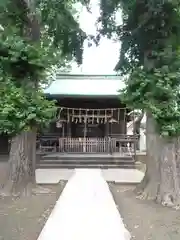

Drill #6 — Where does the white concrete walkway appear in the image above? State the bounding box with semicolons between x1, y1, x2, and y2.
36;168;144;184
37;169;131;240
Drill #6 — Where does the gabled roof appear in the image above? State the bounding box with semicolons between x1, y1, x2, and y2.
44;74;125;97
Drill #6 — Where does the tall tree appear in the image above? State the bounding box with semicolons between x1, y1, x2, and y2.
97;0;180;207
0;0;87;196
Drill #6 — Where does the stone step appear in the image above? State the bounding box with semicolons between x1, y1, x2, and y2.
37;162;135;169
39;156;134;162
40;158;134;163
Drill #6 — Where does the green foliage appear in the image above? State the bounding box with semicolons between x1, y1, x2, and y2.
1;34;45;81
37;0;86;64
0;17;58;135
98;0;180;137
0;73;57;135
0;0;88;136
0;0;86;64
120;62;180;136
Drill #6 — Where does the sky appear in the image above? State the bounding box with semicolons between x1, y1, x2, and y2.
71;0;121;74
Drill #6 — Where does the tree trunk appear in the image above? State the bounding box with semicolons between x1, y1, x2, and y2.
135;112;180;208
0;1;42;197
2;130;37;196
133;111;144;150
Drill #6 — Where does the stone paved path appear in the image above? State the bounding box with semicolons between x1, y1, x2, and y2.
38;169;131;240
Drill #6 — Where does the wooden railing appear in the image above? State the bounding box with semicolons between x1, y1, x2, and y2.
59;138;109;153
36;135;59;153
37;135;138;156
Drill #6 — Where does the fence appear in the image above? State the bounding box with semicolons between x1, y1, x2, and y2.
59;138;109;153
37;136;138;157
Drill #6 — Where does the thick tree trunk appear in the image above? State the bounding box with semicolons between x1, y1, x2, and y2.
2;130;37;196
135;112;180;208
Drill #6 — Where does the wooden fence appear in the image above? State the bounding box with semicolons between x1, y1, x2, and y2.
37;135;138;156
59;138;109;153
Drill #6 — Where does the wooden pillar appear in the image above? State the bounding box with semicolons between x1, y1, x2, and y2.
62;123;65;137
67;122;71;137
105;122;110;153
120;120;127;134
83;117;87;152
119;108;127;135
105;122;109;137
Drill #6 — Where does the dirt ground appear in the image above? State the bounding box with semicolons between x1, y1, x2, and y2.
109;183;180;240
0;160;66;240
1;183;179;240
1;157;180;240
0;183;66;240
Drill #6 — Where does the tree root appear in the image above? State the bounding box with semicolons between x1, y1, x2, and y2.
0;180;16;198
137;188;180;209
136;181;158;201
136;190;157;201
0;189;20;198
157;193;180;209
173;204;180;210
0;190;12;198
173;197;180;210
134;175;148;195
0;180;51;198
32;185;51;195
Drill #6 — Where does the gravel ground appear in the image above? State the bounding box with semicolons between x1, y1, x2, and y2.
0;183;66;240
109;183;180;240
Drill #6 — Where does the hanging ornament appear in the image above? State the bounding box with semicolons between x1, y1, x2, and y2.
97;110;100;123
125;108;127;123
104;109;107;123
117;108;120;123
85;110;88;123
72;108;74;122
57;107;63;121
79;108;82;123
92;110;94;124
67;109;70;123
56;121;62;128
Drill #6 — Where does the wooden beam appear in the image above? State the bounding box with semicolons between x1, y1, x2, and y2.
71;114;112;118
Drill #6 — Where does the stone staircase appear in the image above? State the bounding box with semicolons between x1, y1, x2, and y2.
36;153;136;169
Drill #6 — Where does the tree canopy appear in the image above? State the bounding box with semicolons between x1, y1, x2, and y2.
0;0;88;136
97;0;180;137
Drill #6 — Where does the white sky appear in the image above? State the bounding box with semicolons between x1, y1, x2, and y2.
71;0;121;74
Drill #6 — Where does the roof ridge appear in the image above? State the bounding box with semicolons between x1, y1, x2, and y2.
44;75;124;96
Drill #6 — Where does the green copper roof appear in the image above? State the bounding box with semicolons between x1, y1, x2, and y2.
44;74;124;96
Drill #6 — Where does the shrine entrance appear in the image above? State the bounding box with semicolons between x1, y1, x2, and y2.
56;107;121;138
37;104;139;169
36;74;138;169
